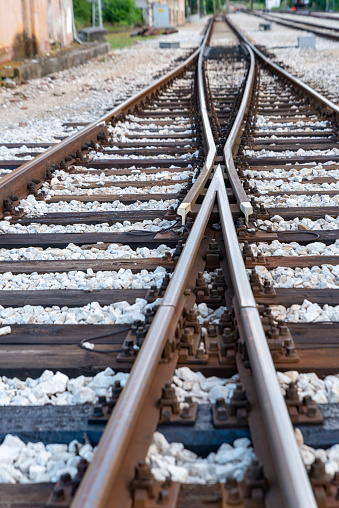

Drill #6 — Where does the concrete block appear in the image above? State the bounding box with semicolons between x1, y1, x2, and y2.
78;27;108;42
159;41;180;48
15;42;111;81
298;35;316;49
259;23;271;31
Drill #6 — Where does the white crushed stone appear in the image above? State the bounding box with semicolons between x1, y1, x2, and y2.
246;240;339;257
277;370;339;404
0;298;159;325
257;194;339;208
85;149;196;161
253;179;339;193
255;116;330;132
245;148;339;158
256;214;339;231
0;326;11;336
0;243;173;261
0;368;129;406
271;299;339;322
173;367;239;405
0;434;95;483
0;219;178;235
244;162;339;181
16;195;178;217
49;168;192;184
296;428;339;477
251;264;339;289
44;182;185;198
0;146;45;161
0;266;168;291
147;432;254;484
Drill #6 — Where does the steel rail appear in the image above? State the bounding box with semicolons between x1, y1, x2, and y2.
71;176;218;508
0;43;202;217
71;20;216;508
215;163;317;508
227;15;339;121
247;9;339;42
72;18;318;508
220;20;317;506
267;11;339;34
177;18;217;224
223;43;254;223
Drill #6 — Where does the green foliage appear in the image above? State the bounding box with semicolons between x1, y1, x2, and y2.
103;0;143;24
73;0;92;26
73;0;143;27
188;0;224;15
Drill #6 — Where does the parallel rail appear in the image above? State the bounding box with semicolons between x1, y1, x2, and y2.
72;17;319;508
0;44;201;220
2;15;339;508
227;15;339;121
240;8;339;42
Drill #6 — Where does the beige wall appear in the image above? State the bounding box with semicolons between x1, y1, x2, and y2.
0;0;73;65
49;0;73;47
141;0;185;26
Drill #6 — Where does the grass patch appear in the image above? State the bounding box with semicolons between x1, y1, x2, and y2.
105;27;156;49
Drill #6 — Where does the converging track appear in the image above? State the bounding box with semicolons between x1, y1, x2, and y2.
1;16;339;508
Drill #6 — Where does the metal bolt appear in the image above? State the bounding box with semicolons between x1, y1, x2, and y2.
227;487;242;505
181;403;192;419
92;405;104;417
209;340;219;351
158;489;169;503
162;382;176;400
60;473;72;485
52;486;65;501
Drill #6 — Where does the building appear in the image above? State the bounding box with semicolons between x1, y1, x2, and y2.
135;0;186;27
0;0;74;65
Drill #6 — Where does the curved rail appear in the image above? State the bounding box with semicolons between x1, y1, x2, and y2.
0;43;202;218
223;43;254;223
268;11;339;34
242;8;339;42
72;18;320;508
71;21;215;508
177;18;217;224
227;15;339;121
218;39;316;501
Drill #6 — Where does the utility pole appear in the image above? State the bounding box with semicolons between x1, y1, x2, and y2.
98;0;103;28
197;0;200;16
89;0;103;28
326;0;329;10
203;0;206;15
213;0;216;14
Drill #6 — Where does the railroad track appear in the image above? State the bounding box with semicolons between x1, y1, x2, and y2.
1;14;339;508
240;8;339;42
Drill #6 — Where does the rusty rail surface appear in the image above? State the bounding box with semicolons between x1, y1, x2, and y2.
245;8;339;42
266;10;339;34
223;42;254;223
227;14;339;123
177;18;216;224
0;44;202;218
72;17;319;508
215;21;317;504
71;21;215;508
